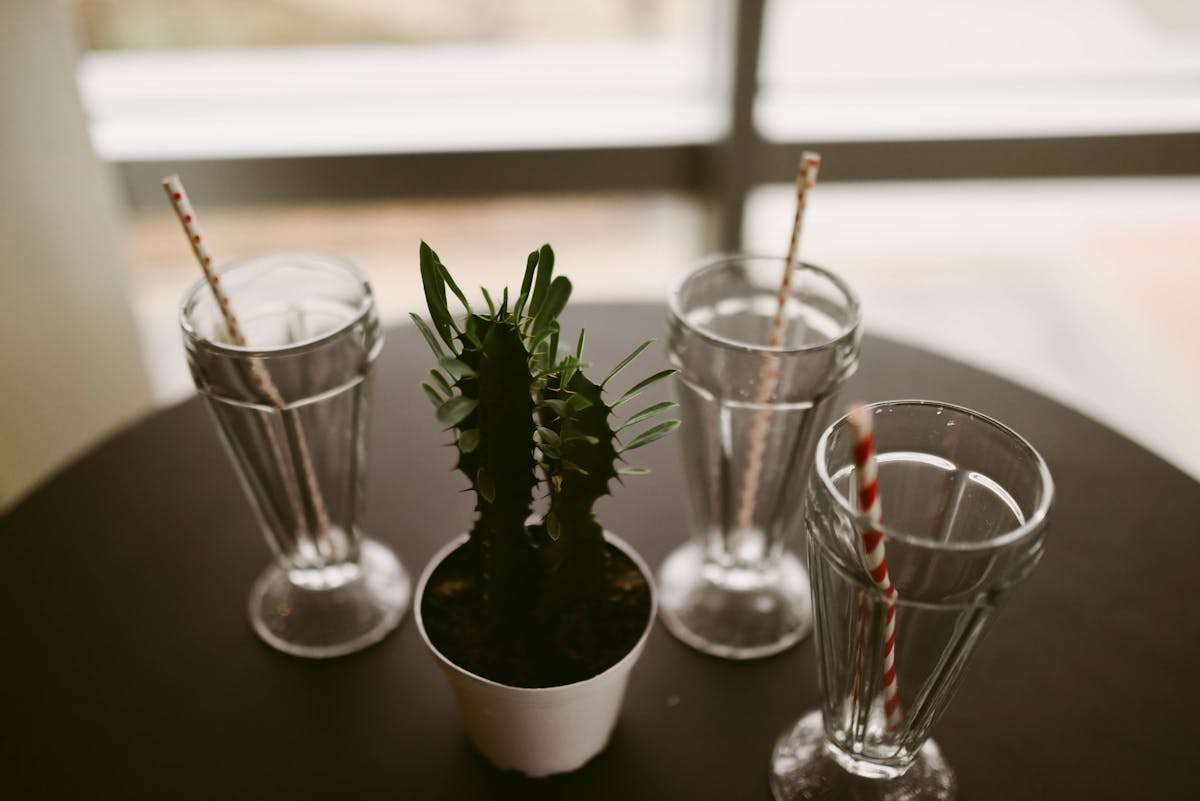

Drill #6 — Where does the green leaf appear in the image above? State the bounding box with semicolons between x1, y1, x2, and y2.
541;398;571;419
618;400;679;431
562;460;589;475
602;339;654;387
564;434;600;445
463;315;485;350
409;313;448;360
436;396;477;427
500;287;509;317
476;466;495;503
527;244;555;324
420;382;443;408
536;426;562;449
618;466;651;476
560;363;577;388
481;286;497;317
528;322;558;366
429;369;452;395
620;419;681;452
567;393;594;411
512;249;539;320
613;369;678;407
457;429;480;453
545;512;562;541
536;426;561;458
532;363;561;379
562;328;584;387
437;258;472;316
532;275;571;337
460;326;482;349
438;357;477;379
533;355;581;380
419;242;455;345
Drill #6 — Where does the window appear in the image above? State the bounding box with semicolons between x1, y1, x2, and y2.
68;0;1200;478
758;0;1200;141
75;1;727;160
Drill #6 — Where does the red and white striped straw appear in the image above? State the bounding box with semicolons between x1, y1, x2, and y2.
847;403;903;731
163;175;331;538
733;153;822;544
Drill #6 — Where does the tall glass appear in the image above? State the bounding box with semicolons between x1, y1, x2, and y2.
658;254;861;659
181;252;410;658
770;400;1054;800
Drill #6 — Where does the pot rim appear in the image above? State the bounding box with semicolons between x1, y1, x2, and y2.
413;531;658;694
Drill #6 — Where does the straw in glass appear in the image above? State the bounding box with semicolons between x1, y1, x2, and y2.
732;152;822;550
847;403;903;731
163;175;333;542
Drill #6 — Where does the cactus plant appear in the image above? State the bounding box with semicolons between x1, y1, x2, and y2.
414;242;678;687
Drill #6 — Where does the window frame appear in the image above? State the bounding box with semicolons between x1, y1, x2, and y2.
88;0;1200;251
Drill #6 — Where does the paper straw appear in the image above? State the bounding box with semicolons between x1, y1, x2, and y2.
847;403;903;731
769;153;822;350
163;175;332;540
732;153;821;548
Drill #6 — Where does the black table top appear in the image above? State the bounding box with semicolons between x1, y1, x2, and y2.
2;303;1196;800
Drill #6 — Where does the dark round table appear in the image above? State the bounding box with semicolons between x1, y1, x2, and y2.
1;304;1194;799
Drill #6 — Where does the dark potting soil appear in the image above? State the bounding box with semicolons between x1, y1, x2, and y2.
420;543;652;688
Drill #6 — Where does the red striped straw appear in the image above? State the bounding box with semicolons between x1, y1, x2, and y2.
163;175;332;538
733;152;822;546
847;403;903;731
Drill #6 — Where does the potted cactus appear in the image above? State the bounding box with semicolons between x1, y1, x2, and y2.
411;242;678;777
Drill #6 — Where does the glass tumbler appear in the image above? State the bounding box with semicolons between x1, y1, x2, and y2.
658;254;861;659
181;252;410;658
770;400;1054;800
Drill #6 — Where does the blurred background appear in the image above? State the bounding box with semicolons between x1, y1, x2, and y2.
1;0;1198;508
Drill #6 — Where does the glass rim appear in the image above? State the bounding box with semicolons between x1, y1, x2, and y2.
668;252;861;355
179;251;374;359
815;399;1055;554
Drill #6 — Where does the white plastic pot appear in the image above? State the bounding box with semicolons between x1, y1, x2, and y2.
414;532;657;777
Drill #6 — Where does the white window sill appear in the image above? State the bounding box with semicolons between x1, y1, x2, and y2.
78;43;728;161
756;80;1200;143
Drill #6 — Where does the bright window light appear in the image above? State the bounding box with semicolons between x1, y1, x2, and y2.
72;1;727;160
758;0;1200;141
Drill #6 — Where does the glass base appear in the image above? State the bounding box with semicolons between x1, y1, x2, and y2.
657;541;812;659
249;538;411;659
770;711;956;801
